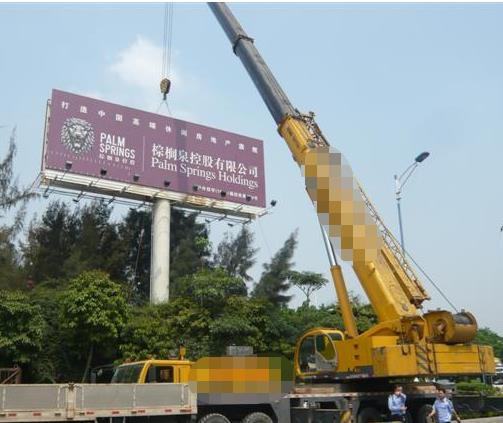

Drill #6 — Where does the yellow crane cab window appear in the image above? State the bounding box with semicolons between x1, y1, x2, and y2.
146;365;174;383
298;336;316;373
328;331;343;341
314;334;337;371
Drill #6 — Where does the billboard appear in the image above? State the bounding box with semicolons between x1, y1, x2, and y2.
42;89;266;215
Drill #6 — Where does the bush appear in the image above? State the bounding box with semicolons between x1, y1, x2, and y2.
456;380;500;396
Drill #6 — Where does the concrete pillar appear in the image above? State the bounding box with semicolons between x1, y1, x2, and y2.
150;199;170;303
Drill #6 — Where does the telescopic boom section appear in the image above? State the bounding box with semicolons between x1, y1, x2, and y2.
208;3;296;125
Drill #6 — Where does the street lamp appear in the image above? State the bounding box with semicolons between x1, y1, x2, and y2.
394;151;430;254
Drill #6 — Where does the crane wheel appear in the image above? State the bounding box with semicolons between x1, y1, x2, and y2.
357;406;381;423
197;413;231;423
414;404;433;423
242;412;273;423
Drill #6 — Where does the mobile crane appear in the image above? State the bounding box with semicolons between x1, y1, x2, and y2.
208;2;494;384
2;5;496;423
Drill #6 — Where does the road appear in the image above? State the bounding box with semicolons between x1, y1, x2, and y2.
465;418;503;422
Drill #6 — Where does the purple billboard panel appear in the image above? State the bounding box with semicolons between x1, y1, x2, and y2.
44;89;265;208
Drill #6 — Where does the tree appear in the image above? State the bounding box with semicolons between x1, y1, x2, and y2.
0;229;25;290
23;200;121;286
475;327;503;360
173;268;247;312
170;209;211;283
208;296;282;355
115;209;152;302
286;270;328;306
0;290;46;368
0;128;37;290
119;304;177;361
252;231;298;306
349;295;377;333
29;282;68;382
59;271;129;382
214;225;257;281
62;200;119;278
0;127;36;229
23;201;78;283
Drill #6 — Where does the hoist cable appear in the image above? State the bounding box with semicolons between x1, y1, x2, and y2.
161;3;174;79
167;3;174;76
159;3;174;115
404;249;459;313
156;99;172;116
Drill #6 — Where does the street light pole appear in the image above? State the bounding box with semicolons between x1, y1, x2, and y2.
394;179;406;253
394;152;430;254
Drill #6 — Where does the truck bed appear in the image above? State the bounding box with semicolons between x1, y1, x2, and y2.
0;383;196;422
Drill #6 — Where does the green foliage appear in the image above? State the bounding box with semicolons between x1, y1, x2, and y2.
60;271;129;381
23;202;211;303
169;209;211;284
23;201;79;282
456;380;500;396
28;282;66;382
120;298;211;361
350;295;378;333
0;229;25;290
276;304;344;357
253;231;298;306
114;209;152;302
475;327;503;360
0;128;37;290
0;290;45;367
61;271;128;343
286;270;328;306
214;226;257;281
0;127;37;229
208;296;281;355
173;268;247;311
61;201;119;278
118;305;176;361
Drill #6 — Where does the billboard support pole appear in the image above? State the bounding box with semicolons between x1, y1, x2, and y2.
150;198;171;303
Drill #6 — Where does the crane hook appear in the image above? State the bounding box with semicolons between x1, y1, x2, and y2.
160;78;171;101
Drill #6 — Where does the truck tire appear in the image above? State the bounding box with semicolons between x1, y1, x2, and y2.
198;413;231;423
357;406;381;423
414;404;433;423
242;412;273;423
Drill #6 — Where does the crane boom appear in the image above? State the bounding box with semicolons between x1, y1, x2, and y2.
210;2;426;324
210;2;495;381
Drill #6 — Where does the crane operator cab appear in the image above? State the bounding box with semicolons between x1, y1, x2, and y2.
295;328;344;381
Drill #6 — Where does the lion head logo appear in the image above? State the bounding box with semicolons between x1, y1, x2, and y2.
60;117;95;154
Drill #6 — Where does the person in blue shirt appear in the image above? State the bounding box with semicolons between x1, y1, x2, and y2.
388;385;407;422
429;388;461;423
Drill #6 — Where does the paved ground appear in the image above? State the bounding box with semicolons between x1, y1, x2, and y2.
464;417;503;422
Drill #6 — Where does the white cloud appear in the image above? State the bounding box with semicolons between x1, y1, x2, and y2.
108;36;190;117
109;36;164;89
107;35;229;127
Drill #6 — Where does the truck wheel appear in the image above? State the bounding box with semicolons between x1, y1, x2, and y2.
357;406;381;423
414;404;433;423
198;413;231;423
242;412;273;423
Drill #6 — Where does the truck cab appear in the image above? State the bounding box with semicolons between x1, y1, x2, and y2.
111;359;192;384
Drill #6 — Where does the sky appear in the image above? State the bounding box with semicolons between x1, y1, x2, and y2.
0;3;502;333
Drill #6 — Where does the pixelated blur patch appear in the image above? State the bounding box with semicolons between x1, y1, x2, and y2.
189;356;293;394
302;146;381;263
